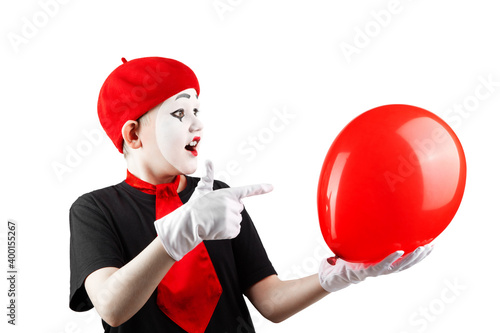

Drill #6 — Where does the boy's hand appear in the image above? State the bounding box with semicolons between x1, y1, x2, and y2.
188;160;216;202
318;244;433;293
155;160;273;261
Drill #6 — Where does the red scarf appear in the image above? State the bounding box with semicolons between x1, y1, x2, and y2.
125;170;222;333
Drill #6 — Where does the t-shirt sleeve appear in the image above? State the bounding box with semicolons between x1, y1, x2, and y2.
211;180;277;292
69;194;125;312
232;208;277;292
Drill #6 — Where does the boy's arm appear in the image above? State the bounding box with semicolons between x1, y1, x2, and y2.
246;245;433;323
83;161;272;327
245;274;328;323
84;237;175;327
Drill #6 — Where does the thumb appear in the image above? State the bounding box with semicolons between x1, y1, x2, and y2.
228;183;274;200
193;160;214;196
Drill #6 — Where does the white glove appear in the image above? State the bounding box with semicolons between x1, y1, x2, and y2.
154;160;273;261
319;244;433;293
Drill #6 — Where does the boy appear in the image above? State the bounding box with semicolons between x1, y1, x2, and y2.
69;57;432;332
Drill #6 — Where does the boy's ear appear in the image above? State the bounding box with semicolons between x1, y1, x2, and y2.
122;120;142;150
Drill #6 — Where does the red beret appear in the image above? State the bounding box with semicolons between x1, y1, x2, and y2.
97;57;200;153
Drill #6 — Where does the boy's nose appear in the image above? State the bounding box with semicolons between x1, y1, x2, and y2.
189;116;204;132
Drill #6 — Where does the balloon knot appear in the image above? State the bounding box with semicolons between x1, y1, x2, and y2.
327;257;338;265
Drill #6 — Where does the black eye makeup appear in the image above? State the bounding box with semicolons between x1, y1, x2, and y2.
193;108;200;117
170;109;185;122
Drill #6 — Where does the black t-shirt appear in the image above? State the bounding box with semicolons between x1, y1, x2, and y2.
69;176;276;332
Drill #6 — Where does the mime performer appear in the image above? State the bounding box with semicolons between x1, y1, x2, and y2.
69;56;432;332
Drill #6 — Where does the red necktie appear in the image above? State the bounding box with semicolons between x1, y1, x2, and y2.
125;171;222;333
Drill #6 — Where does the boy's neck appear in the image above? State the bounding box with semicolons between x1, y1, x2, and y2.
126;163;187;193
126;158;175;184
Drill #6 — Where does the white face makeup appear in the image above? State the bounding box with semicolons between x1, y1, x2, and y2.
155;88;203;175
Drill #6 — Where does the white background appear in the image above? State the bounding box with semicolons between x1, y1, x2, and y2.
1;0;499;332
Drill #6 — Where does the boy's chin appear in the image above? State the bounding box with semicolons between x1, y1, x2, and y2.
176;162;198;175
182;167;197;175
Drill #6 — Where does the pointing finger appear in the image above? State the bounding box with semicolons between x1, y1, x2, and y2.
228;183;274;200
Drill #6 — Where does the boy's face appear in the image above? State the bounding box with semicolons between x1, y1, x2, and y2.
154;88;203;175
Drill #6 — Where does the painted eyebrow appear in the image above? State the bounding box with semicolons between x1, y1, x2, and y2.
175;93;191;100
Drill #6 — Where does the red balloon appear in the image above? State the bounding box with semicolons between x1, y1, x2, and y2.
317;105;466;263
